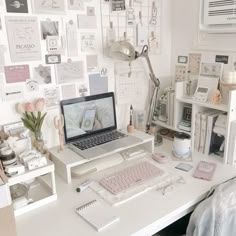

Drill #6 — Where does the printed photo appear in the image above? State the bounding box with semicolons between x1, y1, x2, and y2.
5;0;28;13
33;65;52;84
32;0;65;14
41;21;59;40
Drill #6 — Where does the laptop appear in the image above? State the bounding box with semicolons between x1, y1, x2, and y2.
61;92;141;159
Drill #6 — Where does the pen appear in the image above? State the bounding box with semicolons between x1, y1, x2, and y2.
76;180;92;192
129;105;133;125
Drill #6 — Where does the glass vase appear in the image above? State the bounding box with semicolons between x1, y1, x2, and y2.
31;131;45;154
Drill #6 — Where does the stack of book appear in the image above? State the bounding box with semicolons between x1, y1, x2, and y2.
194;110;224;155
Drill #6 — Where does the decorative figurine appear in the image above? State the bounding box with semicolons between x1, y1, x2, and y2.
54;114;64;152
211;89;222;105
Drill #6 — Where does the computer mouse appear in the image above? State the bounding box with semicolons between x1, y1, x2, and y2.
152;153;169;163
198;164;214;173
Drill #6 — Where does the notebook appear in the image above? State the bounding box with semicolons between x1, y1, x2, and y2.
61;92;141;159
76;199;120;232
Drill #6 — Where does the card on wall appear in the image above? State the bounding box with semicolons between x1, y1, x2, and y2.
188;53;202;76
26;79;39;92
5;16;42;62
33;65;52;84
175;64;187;82
5;0;28;13
4;65;30;83
56;61;84;84
44;87;60;108
80;32;96;52
61;84;77;99
68;0;84;11
32;0;65;14
41;21;59;40
89;73;108;95
66;20;78;57
78;84;88;97
45;54;61;64
86;54;98;73
0;46;6;73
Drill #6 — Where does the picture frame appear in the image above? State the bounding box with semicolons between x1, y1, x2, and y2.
31;0;65;14
177;56;188;64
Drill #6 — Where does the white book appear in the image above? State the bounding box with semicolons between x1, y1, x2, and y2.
76;199;119;232
194;112;202;152
199;110;218;153
204;112;222;155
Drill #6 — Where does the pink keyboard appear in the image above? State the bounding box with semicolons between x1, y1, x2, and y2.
99;161;164;195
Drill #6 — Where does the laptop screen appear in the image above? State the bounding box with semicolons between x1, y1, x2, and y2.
61;92;117;143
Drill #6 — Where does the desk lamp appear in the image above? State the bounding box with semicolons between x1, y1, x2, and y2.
109;41;162;144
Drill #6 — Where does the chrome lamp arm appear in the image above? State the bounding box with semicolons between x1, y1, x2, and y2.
138;45;160;132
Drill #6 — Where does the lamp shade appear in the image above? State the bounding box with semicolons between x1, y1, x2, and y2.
109;41;136;61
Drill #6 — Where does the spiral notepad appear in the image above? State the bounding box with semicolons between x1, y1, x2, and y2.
76;199;119;232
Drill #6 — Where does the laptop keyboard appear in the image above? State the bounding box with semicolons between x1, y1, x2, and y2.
73;130;127;150
99;161;164;195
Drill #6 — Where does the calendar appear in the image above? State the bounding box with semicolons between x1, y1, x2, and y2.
115;72;144;104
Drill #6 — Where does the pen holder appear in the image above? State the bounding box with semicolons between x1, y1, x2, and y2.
127;124;134;133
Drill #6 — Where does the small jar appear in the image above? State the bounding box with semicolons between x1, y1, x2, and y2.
0;148;17;172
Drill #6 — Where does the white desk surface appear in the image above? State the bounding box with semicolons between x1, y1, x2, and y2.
16;140;236;236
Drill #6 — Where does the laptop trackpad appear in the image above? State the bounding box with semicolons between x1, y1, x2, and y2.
82;146;106;159
103;136;141;152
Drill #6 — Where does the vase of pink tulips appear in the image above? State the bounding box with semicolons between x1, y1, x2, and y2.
15;98;47;151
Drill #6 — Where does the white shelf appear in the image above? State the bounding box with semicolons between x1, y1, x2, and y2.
155;120;174;130
7;159;57;216
50;130;154;183
155;120;191;135
176;97;228;112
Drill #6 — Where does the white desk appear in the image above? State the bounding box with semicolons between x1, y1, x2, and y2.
15;140;236;236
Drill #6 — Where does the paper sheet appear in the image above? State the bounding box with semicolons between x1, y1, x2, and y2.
89;73;108;95
68;0;84;10
5;16;42;62
0;46;5;73
4;65;30;83
32;0;65;14
61;83;77;99
81;33;96;52
78;12;97;29
56;61;84;84
78;84;88;97
2;85;24;101
66;20;78;57
86;55;98;73
44;87;60;108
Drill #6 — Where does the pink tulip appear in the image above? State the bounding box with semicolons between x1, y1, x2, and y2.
15;103;25;114
25;103;35;112
35;98;45;112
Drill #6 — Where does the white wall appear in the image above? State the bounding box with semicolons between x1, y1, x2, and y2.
171;0;236;76
0;0;172;148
